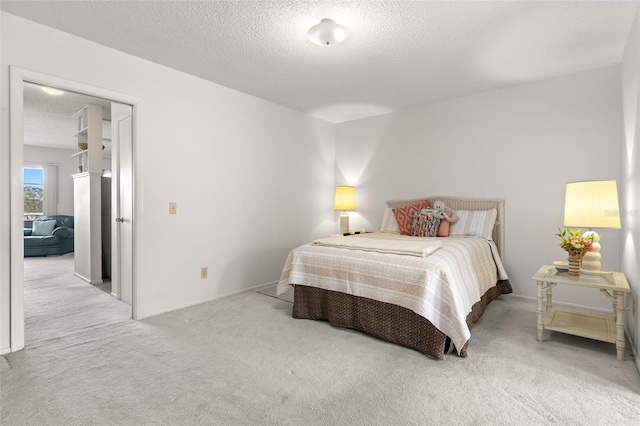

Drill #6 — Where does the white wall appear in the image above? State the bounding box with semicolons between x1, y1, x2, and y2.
336;66;622;310
0;13;336;352
621;5;640;369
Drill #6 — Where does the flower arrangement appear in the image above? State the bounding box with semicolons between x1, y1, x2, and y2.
555;227;595;256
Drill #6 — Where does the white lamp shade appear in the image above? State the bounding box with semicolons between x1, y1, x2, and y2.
307;18;348;47
563;180;621;228
334;186;355;211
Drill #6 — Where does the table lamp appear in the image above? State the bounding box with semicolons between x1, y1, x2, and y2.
334;186;356;235
563;180;621;275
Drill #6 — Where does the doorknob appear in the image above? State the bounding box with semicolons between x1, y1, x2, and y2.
115;217;125;223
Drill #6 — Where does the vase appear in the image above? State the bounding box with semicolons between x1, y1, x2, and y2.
567;253;582;277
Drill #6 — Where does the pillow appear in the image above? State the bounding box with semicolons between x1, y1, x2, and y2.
380;207;400;233
409;211;441;237
392;200;430;235
437;218;451;237
449;209;497;240
32;219;57;236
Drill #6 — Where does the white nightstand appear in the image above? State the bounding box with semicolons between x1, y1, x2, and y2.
532;265;630;361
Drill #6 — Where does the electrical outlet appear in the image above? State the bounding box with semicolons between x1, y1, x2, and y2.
200;267;207;279
633;298;637;317
169;202;177;214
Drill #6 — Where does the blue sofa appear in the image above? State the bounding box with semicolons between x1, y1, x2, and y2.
24;215;75;257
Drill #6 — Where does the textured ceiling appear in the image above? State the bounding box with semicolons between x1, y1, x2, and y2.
23;82;114;153
3;1;638;124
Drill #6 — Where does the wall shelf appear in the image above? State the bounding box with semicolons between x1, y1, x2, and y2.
73;127;89;137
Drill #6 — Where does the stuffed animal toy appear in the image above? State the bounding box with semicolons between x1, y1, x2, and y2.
431;200;458;223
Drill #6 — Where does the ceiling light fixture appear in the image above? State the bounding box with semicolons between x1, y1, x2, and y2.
41;86;64;96
307;18;348;47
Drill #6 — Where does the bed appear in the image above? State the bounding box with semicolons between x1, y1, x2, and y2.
277;197;512;359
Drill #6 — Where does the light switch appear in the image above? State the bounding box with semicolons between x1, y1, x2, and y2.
169;202;177;214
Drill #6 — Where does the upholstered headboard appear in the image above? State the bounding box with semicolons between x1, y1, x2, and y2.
385;197;505;263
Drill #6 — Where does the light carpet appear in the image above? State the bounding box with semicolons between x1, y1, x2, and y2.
21;253;131;346
2;256;639;425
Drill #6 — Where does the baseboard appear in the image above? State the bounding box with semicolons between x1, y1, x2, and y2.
144;280;280;319
73;272;90;283
253;280;279;291
625;328;640;375
73;272;103;286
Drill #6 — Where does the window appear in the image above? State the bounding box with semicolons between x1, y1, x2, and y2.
24;167;43;220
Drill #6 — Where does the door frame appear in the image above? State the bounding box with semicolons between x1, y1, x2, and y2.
9;66;144;352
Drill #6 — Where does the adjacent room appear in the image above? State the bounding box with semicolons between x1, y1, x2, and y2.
1;1;639;425
21;82;133;346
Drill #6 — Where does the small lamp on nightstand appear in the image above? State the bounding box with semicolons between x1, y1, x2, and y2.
334;186;356;235
563;180;621;275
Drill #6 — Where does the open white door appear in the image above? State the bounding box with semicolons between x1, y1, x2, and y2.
111;103;133;305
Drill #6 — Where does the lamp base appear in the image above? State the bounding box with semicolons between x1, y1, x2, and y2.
339;213;350;235
582;231;602;275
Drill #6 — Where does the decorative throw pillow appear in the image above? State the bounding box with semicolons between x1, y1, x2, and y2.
437;218;451;237
32;219;57;236
409;211;441;237
392;200;430;235
380;207;400;233
449;208;497;240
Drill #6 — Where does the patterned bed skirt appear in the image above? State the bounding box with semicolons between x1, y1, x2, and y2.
292;280;513;359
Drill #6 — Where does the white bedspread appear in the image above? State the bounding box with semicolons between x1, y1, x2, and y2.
277;232;508;353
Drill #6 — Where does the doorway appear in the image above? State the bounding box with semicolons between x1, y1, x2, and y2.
9;67;142;352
